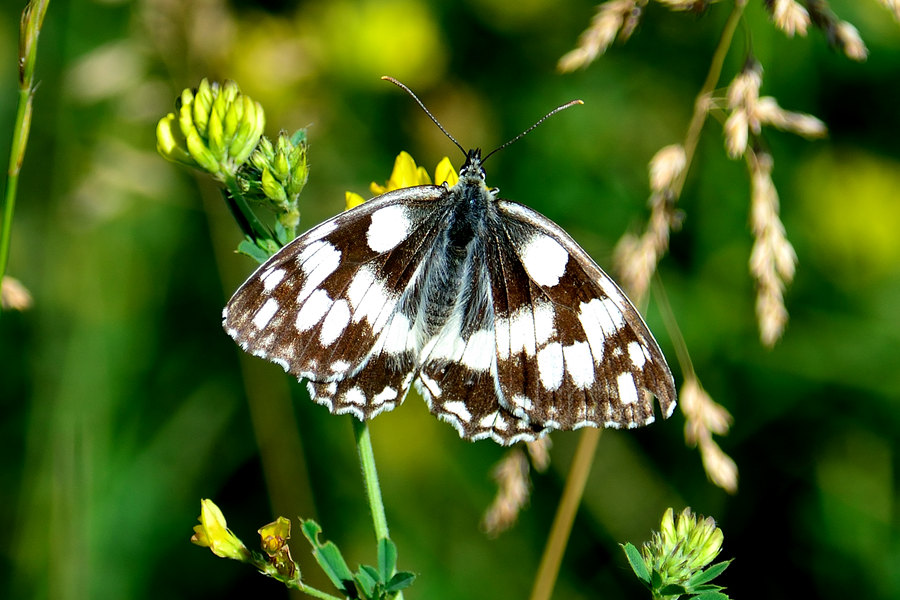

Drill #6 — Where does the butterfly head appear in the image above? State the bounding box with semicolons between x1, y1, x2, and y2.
459;148;487;183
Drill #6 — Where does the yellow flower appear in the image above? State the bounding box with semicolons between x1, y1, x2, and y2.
345;152;457;211
258;516;292;556
190;499;250;561
258;516;297;578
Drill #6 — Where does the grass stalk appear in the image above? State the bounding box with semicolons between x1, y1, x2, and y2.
529;2;748;597
1;0;49;289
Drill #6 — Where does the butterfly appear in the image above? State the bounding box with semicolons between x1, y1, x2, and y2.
223;78;676;445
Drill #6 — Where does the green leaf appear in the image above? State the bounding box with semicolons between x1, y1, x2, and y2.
659;583;688;595
359;564;381;584
385;571;416;593
274;220;292;246
691;584;725;593
650;568;663;590
236;239;270;263
355;565;378;598
300;520;355;594
377;538;397;583
621;543;651;586
690;591;730;600
689;560;731;587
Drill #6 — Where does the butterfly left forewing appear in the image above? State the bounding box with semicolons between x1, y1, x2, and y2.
491;200;676;432
224;185;452;418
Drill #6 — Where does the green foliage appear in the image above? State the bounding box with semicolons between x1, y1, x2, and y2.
302;520;415;600
623;507;732;600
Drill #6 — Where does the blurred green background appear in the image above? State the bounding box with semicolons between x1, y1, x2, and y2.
2;0;899;598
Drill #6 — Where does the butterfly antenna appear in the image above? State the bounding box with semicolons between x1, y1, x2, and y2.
382;76;466;158
482;99;583;163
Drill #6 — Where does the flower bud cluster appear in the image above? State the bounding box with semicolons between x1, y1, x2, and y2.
642;507;725;585
240;130;309;231
157;79;265;179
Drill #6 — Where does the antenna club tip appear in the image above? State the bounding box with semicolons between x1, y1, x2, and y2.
574;99;584;105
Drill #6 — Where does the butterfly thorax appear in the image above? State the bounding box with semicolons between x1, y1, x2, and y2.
411;150;497;343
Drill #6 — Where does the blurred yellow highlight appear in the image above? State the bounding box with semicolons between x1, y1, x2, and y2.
796;149;900;284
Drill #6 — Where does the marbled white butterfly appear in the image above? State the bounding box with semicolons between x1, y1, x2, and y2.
223;78;676;445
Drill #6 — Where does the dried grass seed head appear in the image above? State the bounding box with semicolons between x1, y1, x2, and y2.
558;0;639;72
769;0;810;37
649;144;687;193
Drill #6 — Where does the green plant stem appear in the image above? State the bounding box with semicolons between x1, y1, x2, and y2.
353;419;390;541
352;419;404;600
529;429;601;600
652;273;695;380
674;0;748;199
529;3;748;598
1;0;49;289
222;176;275;245
294;581;344;600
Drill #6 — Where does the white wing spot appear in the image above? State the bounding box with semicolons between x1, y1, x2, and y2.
295;289;332;332
252;298;279;329
305;220;338;243
343;386;366;406
367;205;410;252
348;268;397;333
521;233;569;287
373;386;398;406
617;371;639;405
382;313;412;355
479;411;499;428
346;266;375;309
442;400;472;423
627;341;647;369
537;342;564;391
495;317;510;360
509;307;537;357
533;302;556;346
460;330;495;372
330;360;351;373
578;299;608;363
261;268;286;293
600;297;626;336
320;299;351;346
297;241;341;303
512;394;533;412
419;372;442;398
563;341;595;388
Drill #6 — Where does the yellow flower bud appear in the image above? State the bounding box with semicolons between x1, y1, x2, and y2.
157;79;265;178
191;499;250;562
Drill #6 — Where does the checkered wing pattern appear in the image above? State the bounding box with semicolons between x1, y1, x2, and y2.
224;150;676;445
224;185;451;421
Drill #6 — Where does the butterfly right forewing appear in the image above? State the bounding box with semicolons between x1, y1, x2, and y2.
489;199;676;432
